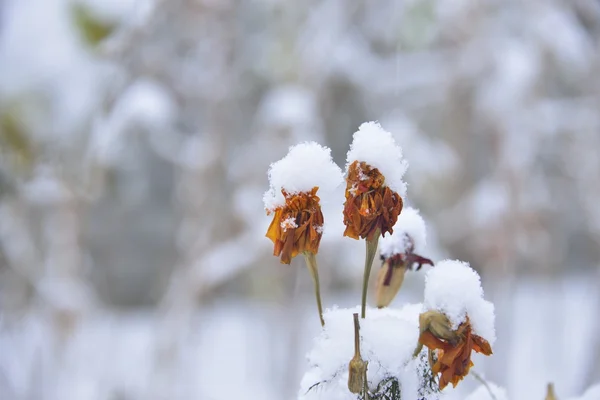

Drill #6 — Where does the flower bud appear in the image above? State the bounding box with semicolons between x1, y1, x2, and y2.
375;259;406;308
348;313;368;394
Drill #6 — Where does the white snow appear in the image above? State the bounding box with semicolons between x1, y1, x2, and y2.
569;383;600;400
345;122;408;197
263;142;343;211
423;260;496;344
465;382;509;400
298;304;422;400
379;207;427;257
281;216;299;232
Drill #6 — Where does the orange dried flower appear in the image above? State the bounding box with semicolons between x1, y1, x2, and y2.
343;161;403;241
265;187;324;264
418;313;493;390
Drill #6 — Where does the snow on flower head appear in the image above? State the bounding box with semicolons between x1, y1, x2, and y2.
263;142;343;264
423;260;496;344
342;122;407;241
263;141;343;211
379;207;427;257
345;121;408;196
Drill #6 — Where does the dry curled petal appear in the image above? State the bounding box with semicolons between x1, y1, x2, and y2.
417;312;492;390
343;161;403;241
265;187;324;264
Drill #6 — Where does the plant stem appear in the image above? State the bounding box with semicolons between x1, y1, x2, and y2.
361;229;380;319
353;313;361;357
471;371;497;400
304;252;325;327
352;313;369;400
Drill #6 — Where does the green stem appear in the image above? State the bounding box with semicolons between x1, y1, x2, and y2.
361;229;380;319
304;252;325;327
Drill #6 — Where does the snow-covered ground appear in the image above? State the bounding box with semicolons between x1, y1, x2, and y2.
0;274;597;400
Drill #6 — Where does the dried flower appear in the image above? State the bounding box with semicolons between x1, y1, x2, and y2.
343;161;403;241
266;187;324;264
415;310;492;390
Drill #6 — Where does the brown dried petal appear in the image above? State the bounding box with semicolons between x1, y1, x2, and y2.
343;161;403;240
265;187;324;264
417;313;493;390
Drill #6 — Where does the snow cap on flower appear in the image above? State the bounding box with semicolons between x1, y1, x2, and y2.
423;260;496;344
263;141;343;212
345;121;408;196
264;142;343;264
342;122;408;241
379;207;427;258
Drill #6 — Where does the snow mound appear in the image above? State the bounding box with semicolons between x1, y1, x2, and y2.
299;305;422;400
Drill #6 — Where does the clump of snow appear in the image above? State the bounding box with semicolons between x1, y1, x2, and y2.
380;207;427;257
465;382;509;400
299;305;422;400
263;142;343;211
281;217;298;232
345;122;408;196
423;260;496;344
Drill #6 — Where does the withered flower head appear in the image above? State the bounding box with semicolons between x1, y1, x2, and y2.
343;160;403;241
263;141;343;265
265;187;324;264
343;122;408;242
415;310;492;390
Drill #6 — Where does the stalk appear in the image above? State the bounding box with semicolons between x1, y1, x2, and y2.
361;229;380;318
303;251;325;327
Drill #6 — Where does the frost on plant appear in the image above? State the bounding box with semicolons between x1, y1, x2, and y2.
262;123;497;400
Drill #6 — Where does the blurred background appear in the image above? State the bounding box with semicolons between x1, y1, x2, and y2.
1;0;599;399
